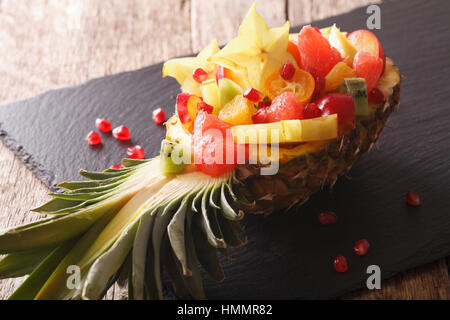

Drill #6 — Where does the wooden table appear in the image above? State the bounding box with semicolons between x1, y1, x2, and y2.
0;0;448;300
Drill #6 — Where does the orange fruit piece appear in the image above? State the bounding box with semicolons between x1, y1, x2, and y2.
324;62;356;92
265;68;315;104
218;95;257;126
182;95;203;132
287;40;302;67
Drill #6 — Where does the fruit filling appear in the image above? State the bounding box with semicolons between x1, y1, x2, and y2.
162;4;396;177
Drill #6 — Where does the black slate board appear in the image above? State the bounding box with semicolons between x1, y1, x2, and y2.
1;0;449;299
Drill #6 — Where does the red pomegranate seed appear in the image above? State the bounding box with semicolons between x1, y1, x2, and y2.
406;190;420;206
95;118;112;133
251;108;267;124
257;99;271;109
368;87;385;103
127;145;145;159
112;125;130;141
353;239;370;256
110;164;125;170
198;101;214;114
318;210;337;225
334;255;348;273
243;88;264;103
280;61;296;81
304;103;322;119
193;68;208;83
314;27;321;33
216;66;226;85
86;131;101;146
152;108;166;125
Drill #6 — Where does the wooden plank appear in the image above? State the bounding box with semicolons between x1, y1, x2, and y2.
190;0;287;52
0;0;192;300
287;0;381;26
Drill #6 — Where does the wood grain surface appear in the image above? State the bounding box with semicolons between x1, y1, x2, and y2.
0;0;448;300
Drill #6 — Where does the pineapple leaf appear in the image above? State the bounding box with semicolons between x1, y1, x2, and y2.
8;240;77;300
79;169;132;180
191;213;225;282
82;221;138;300
0;246;55;279
32;198;85;214
220;183;244;221
132;208;157;300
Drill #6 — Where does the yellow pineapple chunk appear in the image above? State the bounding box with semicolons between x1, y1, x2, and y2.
324;62;356;93
231;114;338;144
218;95;257;126
328;25;358;65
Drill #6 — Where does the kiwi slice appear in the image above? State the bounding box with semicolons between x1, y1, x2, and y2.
160;139;186;174
339;78;369;116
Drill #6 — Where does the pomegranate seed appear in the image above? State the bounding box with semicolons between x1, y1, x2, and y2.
368;87;385;103
112;125;130;141
406;190;420;206
280;61;296;81
314;27;321;33
193;68;208;83
353;239;370;256
95;118;112;133
257;99;271;109
110;164;125;170
318;210;337;225
198;101;214;114
127;145;145;159
243;88;264;103
252;108;267;124
304;103;322;119
334;255;348;273
216;66;226;85
86;131;101;146
152;108;166;125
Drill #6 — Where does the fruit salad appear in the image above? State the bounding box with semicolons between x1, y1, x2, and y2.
162;4;398;177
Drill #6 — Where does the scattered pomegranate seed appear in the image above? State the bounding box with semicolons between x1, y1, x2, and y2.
280;61;296;81
243;88;264;103
198;101;214;114
216;66;226;85
252;108;267;124
353;239;370;256
318;211;337;225
304;103;322;119
368;87;385;103
110;164;125;170
95;118;112;133
406;190;420;206
86;131;101;146
193;68;208;83
112;125;130;141
314;27;321;33
334;255;348;273
152;108;166;125
127;145;145;159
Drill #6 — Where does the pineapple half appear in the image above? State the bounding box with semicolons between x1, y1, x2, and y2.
0;4;401;299
0;60;401;301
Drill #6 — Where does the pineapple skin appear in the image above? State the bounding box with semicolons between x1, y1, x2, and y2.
234;81;401;214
